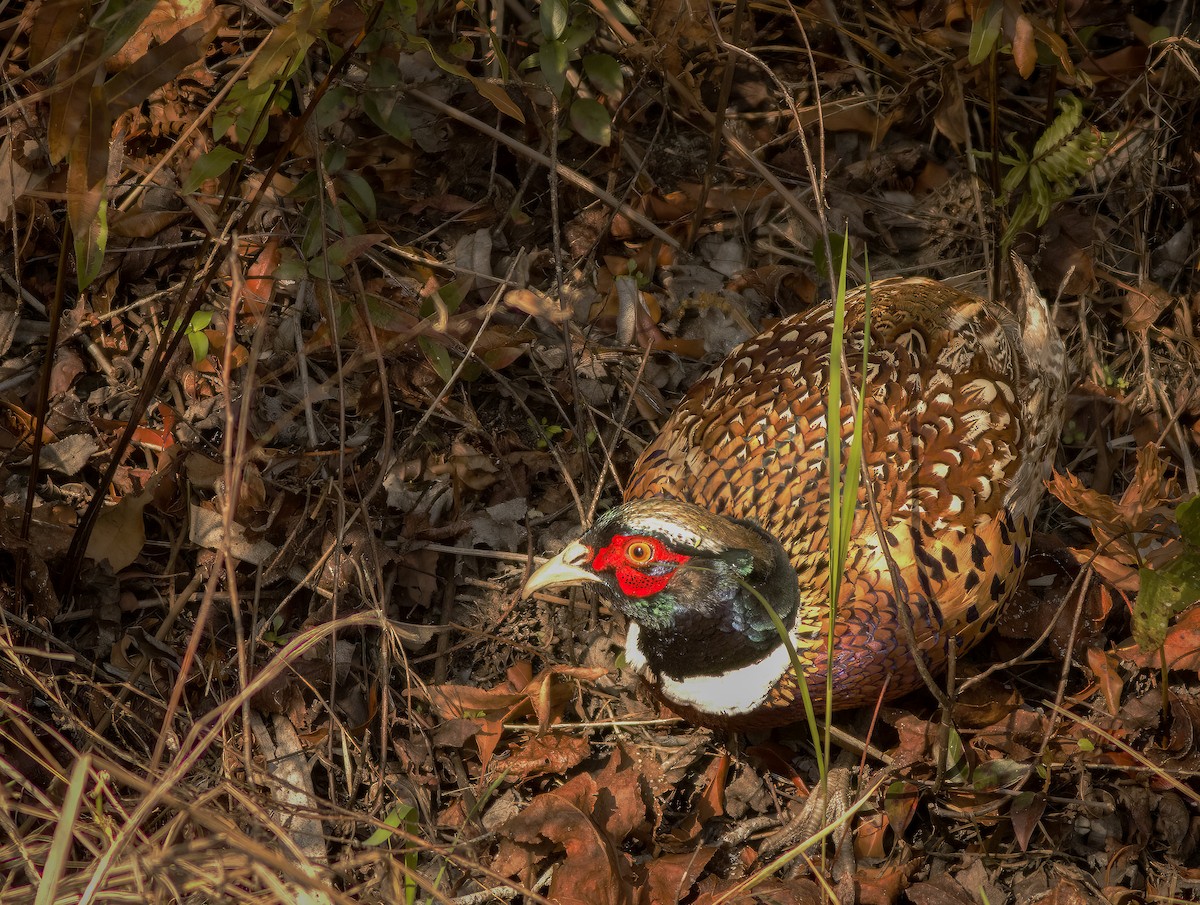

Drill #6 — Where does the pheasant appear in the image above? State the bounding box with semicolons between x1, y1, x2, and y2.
523;261;1066;728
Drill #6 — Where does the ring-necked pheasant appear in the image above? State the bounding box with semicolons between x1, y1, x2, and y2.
523;261;1066;728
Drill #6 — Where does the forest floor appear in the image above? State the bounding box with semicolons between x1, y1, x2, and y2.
3;0;1200;902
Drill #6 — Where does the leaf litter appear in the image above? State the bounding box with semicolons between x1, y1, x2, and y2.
1;1;1200;903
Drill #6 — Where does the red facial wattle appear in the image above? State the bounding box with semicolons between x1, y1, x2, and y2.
591;535;690;597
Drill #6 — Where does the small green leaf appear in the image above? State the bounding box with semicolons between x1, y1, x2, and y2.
364;804;417;847
944;726;970;784
812;232;850;284
1077;737;1094;752
276;256;308;281
1177;496;1200;546
562;15;597;54
307;255;346;280
603;0;640;25
183;146;244;194
570;98;611;146
540;0;569;41
187;330;209;362
583;53;623;98
1135;553;1200;652
968;0;1004;65
338;170;377;221
191;310;214;331
418;337;455;382
539;41;569;97
364;94;412;142
74;199;108;292
971;758;1027;792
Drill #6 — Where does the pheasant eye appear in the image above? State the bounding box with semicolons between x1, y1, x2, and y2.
625;540;655;565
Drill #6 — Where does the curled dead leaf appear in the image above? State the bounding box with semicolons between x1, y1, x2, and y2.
504;288;568;322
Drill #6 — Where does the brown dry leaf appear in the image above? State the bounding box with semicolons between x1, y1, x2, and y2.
1010;792;1047;852
104;11;223;119
1011;14;1037;78
1046;469;1125;538
1085;647;1124;715
1;400;58;449
236;235;282;320
66;85;109;286
854;812;888;860
883;781;921;840
971;708;1051;762
396;547;439;608
27;0;87;66
1025;877;1094;905
693;877;822;905
671;754;728;844
933;68;968;145
906;873;976;905
1121;282;1173;333
1158;692;1200;764
188;504;277;564
87;489;150;571
424;682;528;720
1116;444;1170;529
494;770;634;905
48;28;103;164
426;663;605;772
108;208;188;239
857;862;913;905
519;665;609;731
1079;45;1150;82
505;288;568;322
109;0;216;68
497;731;590;781
640;849;717;905
443;442;498;492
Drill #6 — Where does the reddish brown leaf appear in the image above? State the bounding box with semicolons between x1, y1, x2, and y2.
495;772;633;905
27;0;87;66
1046;469;1123;536
1010;791;1046;851
49;347;87;399
857;863;912;905
1121;282;1173;333
855;812;889;859
1085;646;1124;715
108;208;188;239
424;683;527;719
639;850;716;905
108;0;215;67
499;731;590;780
1011;14;1037;78
48;27;104;165
237;236;283;319
1025;877;1092;905
884;781;921;839
104;12;222;119
906;873;975;905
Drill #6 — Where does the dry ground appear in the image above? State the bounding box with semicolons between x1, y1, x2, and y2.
2;1;1200;902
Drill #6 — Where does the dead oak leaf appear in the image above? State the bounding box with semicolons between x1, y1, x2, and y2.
494;772;634;905
495;731;590;781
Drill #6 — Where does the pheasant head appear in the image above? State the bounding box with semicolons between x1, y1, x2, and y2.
523;498;802;719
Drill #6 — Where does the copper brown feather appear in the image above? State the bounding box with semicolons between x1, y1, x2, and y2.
524;262;1066;727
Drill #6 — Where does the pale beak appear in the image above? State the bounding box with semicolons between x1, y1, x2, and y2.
522;541;603;597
